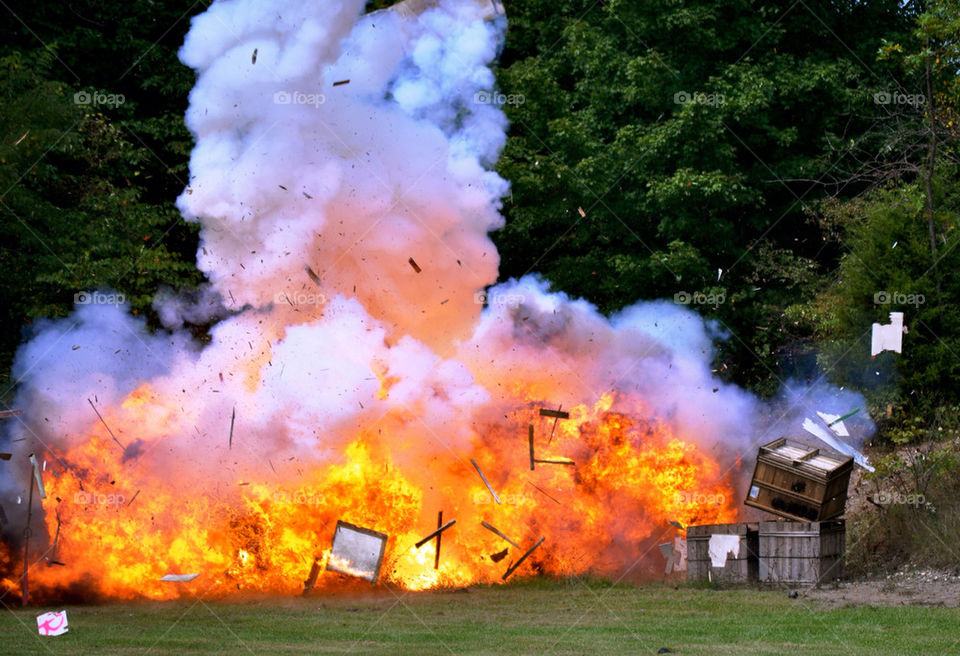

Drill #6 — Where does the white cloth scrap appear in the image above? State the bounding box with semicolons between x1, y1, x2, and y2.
708;534;740;568
871;312;905;356
37;611;68;636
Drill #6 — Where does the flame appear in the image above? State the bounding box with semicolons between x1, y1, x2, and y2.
7;390;737;600
0;0;747;603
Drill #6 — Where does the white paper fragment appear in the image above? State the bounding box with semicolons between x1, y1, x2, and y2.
802;418;875;472
708;534;740;568
717;268;722;281
871;312;905;356
159;573;199;582
37;610;68;636
816;411;850;437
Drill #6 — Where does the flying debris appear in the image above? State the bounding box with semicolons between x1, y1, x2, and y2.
816;408;860;438
159;573;200;582
433;511;444;569
871;311;906;356
28;453;46;499
528;424;535;470
228;406;236;449
326;521;388;584
414;519;456;548
659;536;687;574
502;537;545;580
480;520;520;548
538;408;569;419
88;398;126;450
36;611;69;636
470;458;501;504
533;457;575;466
802;418;874;472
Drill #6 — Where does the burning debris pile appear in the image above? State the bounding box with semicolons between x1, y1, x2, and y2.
0;0;864;601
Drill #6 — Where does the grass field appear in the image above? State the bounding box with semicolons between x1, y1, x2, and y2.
1;580;957;655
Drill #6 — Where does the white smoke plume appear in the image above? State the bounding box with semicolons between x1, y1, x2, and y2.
0;0;872;594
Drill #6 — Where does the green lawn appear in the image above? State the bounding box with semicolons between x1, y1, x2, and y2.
1;581;956;655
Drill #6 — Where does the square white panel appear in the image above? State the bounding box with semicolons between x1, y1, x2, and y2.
326;520;388;583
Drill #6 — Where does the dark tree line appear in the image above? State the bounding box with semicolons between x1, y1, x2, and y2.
1;0;959;446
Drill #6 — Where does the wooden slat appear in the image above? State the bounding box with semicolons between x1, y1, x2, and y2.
758;520;845;585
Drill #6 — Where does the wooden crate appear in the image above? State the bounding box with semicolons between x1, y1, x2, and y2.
744;438;853;521
759;520;845;585
687;523;759;583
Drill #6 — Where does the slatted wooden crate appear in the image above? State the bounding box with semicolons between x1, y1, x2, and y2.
744;438;853;521
687;523;759;583
759;520;845;585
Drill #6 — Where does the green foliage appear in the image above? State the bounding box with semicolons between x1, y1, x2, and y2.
0;0;207;395
493;0;911;391
792;174;960;438
848;438;960;574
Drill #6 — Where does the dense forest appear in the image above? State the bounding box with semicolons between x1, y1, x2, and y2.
2;0;959;565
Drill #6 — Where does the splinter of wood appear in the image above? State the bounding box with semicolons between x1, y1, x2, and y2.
88;398;126;450
470;458;501;504
415;519;456;548
502;537;545;580
434;511;443;570
229;406;236;449
481;521;520;548
525;480;561;505
302;555;322;595
305;265;322;286
528;424;535;471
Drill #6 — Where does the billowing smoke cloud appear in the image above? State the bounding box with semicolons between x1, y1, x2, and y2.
0;0;872;596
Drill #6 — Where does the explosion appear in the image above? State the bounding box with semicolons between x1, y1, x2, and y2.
1;0;753;600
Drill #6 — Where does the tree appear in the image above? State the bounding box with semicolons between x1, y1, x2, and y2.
492;0;911;393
